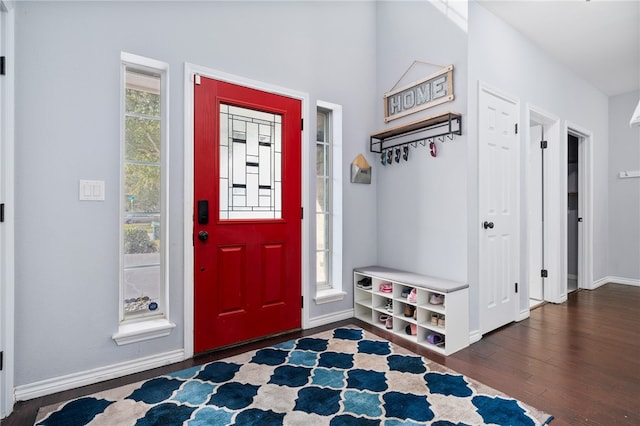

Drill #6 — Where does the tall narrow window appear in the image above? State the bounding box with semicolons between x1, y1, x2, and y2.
314;101;344;303
316;109;331;290
114;53;173;345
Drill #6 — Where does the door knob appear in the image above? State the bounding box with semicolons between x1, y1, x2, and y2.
198;230;209;242
483;221;494;230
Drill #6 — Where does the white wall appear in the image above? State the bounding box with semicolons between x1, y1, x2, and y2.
468;1;609;331
374;1;468;283
14;0;378;387
608;91;640;282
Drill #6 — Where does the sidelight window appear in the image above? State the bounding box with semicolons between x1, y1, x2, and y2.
314;101;344;303
114;52;174;345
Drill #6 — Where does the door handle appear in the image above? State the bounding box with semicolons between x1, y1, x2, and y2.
198;230;209;242
483;221;494;230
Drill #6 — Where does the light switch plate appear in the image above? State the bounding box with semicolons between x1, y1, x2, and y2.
79;180;105;201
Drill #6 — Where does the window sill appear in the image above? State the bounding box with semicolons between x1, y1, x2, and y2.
314;289;347;305
112;318;176;346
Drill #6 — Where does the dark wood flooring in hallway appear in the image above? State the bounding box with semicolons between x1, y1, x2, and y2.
4;283;638;425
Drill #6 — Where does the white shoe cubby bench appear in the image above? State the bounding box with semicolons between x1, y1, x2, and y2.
354;266;469;355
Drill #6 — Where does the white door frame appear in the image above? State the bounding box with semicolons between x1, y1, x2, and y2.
524;104;561;306
564;122;594;292
0;0;15;419
182;63;310;359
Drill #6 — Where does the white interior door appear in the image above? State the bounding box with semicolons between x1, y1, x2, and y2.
528;124;543;300
478;83;520;334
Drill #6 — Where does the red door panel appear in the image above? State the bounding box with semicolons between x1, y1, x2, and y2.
261;243;285;306
194;77;301;353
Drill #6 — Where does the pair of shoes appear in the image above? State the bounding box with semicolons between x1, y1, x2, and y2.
427;333;444;346
407;288;417;304
404;305;416;317
385;299;393;312
357;277;372;289
401;288;411;298
379;314;389;323
405;323;417;336
385;316;393;329
379;283;392;293
431;313;445;327
429;293;444;305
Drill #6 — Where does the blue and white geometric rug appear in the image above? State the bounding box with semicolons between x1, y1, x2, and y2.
36;327;553;425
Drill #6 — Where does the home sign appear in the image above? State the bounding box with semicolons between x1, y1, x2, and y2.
384;65;454;122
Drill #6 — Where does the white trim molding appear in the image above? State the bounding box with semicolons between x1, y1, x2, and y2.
469;330;483;344
314;290;347;305
517;309;530;322
0;0;16;419
592;276;640;289
565;122;594;297
112;318;176;346
183;63;310;359
306;309;354;329
15;349;184;401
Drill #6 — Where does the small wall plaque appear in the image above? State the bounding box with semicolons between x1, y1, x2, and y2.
351;154;371;184
384;65;454;123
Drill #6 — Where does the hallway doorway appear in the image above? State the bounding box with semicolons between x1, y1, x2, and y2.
567;134;579;293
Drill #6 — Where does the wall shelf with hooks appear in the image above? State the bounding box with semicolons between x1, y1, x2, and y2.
370;111;462;154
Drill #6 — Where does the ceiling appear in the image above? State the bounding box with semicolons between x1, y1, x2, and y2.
477;0;640;97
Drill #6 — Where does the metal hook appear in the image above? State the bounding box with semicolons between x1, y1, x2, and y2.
403;146;409;161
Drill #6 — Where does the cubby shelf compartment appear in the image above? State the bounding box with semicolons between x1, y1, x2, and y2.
354;266;469;356
370;111;462;153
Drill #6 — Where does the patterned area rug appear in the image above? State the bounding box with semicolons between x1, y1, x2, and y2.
36;328;553;425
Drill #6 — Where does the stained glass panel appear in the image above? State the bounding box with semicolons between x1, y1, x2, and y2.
220;104;282;219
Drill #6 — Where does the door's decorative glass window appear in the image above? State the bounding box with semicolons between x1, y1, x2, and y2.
219;104;282;220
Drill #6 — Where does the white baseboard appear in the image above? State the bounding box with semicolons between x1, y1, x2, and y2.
469;329;482;344
307;309;354;329
15;349;185;401
518;309;530;322
591;276;640;290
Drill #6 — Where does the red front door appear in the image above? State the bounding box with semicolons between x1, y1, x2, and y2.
194;77;302;353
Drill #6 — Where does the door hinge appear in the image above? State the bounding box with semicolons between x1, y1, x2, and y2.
301;118;304;131
0;56;5;76
301;207;304;220
0;203;4;223
541;269;548;278
301;296;304;308
0;351;3;371
515;282;518;293
540;140;548;149
515;123;518;134
194;74;201;85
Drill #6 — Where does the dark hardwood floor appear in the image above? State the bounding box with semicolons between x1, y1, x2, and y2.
4;283;639;425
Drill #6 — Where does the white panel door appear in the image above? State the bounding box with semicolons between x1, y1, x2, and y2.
528;124;543;300
478;84;520;334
